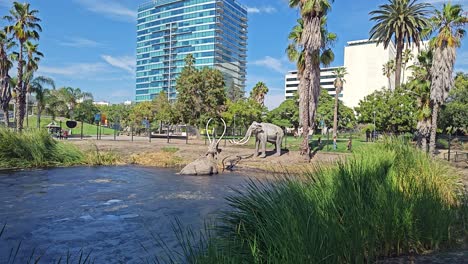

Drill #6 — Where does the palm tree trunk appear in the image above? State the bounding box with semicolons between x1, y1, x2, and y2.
15;43;24;131
37;107;42;129
388;76;391;90
429;103;439;156
394;38;404;89
401;63;405;86
332;88;339;138
16;92;26;131
2;109;8;127
299;67;310;156
421;136;427;153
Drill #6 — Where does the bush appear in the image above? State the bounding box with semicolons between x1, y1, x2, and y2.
163;139;467;263
0;129;84;168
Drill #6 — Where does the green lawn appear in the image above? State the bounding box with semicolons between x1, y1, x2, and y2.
224;134;372;153
25;116;115;136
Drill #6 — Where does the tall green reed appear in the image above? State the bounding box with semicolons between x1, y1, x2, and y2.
0;129;84;168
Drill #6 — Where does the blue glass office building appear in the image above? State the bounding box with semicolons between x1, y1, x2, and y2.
136;0;248;102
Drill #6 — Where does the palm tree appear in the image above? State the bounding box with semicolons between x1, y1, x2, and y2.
428;3;467;155
4;2;42;131
59;87;93;119
250;82;269;106
382;59;395;89
23;41;43;128
401;49;414;84
289;0;334;157
408;50;432;152
0;30;14;127
30;76;54;128
332;67;347;138
370;0;431;89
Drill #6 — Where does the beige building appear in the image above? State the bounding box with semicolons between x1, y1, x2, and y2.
285;39;427;108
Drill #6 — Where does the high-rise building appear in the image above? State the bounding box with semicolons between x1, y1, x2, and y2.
136;0;248;102
284;67;343;100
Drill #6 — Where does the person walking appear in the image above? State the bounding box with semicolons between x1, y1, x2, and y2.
333;136;337;150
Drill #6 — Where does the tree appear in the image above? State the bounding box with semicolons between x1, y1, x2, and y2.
129;101;155;127
23;40;43;127
428;3;467;155
74;100;99;124
0;29;14;127
250;82;269;106
58;87;93;119
221;98;265;131
383;60;395;90
97;103;133;128
332;67;347;137
401;49;414;84
407;50;432;151
285;8;336;156
153;91;173;124
30;76;54;128
355;87;417;133
266;99;299;129
176;54;227;126
438;73;468;134
4;1;42;131
226;82;244;102
317;89;356;131
370;0;431;89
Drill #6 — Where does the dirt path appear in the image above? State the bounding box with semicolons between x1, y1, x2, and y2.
69;136;346;173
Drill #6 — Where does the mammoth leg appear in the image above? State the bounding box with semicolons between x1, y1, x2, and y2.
254;138;260;157
275;136;282;156
260;134;267;158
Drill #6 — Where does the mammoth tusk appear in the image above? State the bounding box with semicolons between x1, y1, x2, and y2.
216;118;227;146
206;118;213;144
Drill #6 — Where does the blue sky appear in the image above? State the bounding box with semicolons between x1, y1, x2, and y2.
0;0;466;109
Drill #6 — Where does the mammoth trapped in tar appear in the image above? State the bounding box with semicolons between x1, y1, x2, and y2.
230;122;284;158
179;118;226;176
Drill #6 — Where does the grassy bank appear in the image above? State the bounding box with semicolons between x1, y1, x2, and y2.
163;139;467;263
26;116;115;136
0;129;84;168
0;129;121;169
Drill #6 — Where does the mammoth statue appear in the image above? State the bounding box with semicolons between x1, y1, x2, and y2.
179;118;226;176
231;122;284;158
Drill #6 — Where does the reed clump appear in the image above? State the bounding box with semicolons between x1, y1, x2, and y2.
0;129;84;169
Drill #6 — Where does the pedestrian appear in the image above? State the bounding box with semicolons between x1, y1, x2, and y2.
318;137;322;147
333;136;337;150
365;129;370;142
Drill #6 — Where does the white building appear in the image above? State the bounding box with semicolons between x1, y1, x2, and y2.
285;39;427;108
285;67;342;100
93;101;110;106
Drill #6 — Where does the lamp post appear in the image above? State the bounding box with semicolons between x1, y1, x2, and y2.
373;110;376;142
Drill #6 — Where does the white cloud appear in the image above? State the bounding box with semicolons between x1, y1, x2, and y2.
251;56;288;74
74;0;136;22
60;37;102;48
38;63;109;77
246;6;277;14
101;55;135;74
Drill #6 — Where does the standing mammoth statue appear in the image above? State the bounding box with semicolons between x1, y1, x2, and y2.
230;122;284;158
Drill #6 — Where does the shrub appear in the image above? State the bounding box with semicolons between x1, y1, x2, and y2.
0;129;84;168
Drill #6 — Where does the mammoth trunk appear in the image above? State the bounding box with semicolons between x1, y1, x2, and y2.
233;127;252;145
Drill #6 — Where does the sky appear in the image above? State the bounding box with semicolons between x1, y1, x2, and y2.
0;0;466;109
